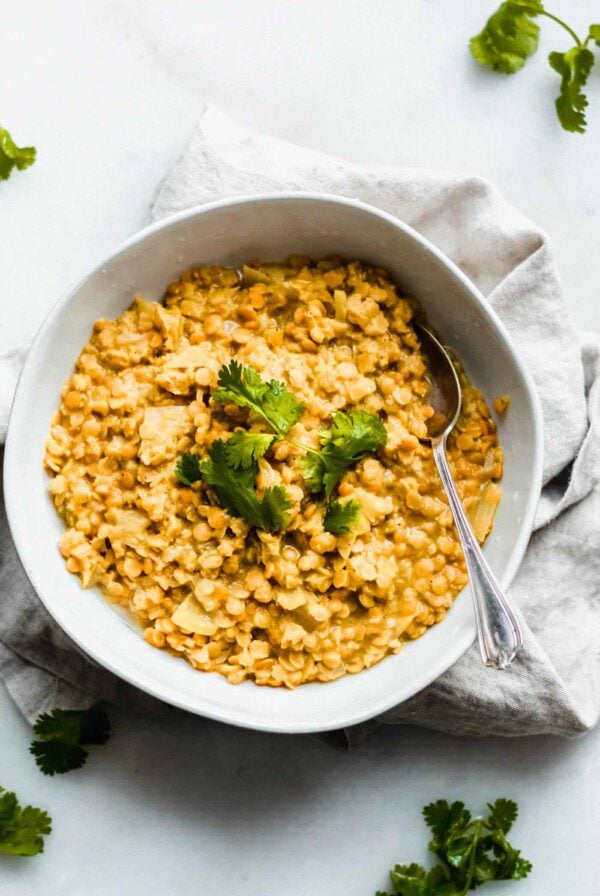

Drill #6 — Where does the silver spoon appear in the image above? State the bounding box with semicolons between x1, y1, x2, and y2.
415;325;522;669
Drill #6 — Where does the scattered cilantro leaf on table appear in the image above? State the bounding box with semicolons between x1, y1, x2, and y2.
379;798;531;895
199;439;292;531
549;46;595;133
470;1;543;73
0;127;36;181
470;3;600;133
0;787;51;856
487;797;519;833
213;360;305;437
382;862;451;896
30;705;111;776
323;499;361;534
300;409;387;498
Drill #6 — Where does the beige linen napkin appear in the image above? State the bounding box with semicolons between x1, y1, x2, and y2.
1;105;599;737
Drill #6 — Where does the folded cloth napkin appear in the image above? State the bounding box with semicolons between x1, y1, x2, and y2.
1;105;599;738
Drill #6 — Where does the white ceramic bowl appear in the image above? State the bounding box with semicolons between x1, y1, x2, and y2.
4;194;543;733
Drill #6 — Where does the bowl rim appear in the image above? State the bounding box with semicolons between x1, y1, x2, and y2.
4;192;544;733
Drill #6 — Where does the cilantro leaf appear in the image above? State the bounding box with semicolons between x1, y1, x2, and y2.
470;1;543;74
320;409;388;455
319;410;388;464
549;46;595;133
30;705;111;776
199;439;291;531
424;800;472;845
299;450;348;498
589;25;600;46
389;863;459;896
260;381;306;437
514;857;534;878
0;127;36;181
224;431;276;469
487;798;518;834
78;704;111;744
175;452;203;486
388;863;429;896
0;787;52;856
323;499;361;534
213;361;305;436
301;410;387;497
29;741;87;776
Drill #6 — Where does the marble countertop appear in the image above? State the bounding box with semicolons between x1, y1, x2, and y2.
1;1;599;894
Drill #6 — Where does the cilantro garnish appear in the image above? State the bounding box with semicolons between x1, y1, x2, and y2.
0;127;36;181
470;3;600;133
199;439;292;531
300;410;387;498
378;798;531;895
176;363;387;534
174;452;203;486
323;499;361;534
0;787;52;856
224;431;276;469
30;705;111;776
213;360;305;437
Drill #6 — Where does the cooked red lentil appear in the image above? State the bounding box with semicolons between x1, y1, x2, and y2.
44;257;503;688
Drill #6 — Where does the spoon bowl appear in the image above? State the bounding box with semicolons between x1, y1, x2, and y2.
415;325;461;440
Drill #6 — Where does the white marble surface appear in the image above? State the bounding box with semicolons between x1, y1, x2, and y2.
1;1;599;893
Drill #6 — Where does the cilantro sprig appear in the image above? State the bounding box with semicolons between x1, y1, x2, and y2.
175;362;387;535
470;3;600;133
213;360;305;437
30;705;111;776
378;798;531;895
300;410;387;499
0;787;51;857
0;127;36;181
187;440;292;531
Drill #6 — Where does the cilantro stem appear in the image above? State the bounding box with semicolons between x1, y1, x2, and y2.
460;818;484;895
538;10;583;47
287;436;321;457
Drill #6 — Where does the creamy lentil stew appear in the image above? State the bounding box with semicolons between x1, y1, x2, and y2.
44;257;503;688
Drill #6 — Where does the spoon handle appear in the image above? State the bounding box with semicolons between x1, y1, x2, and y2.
432;439;523;669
